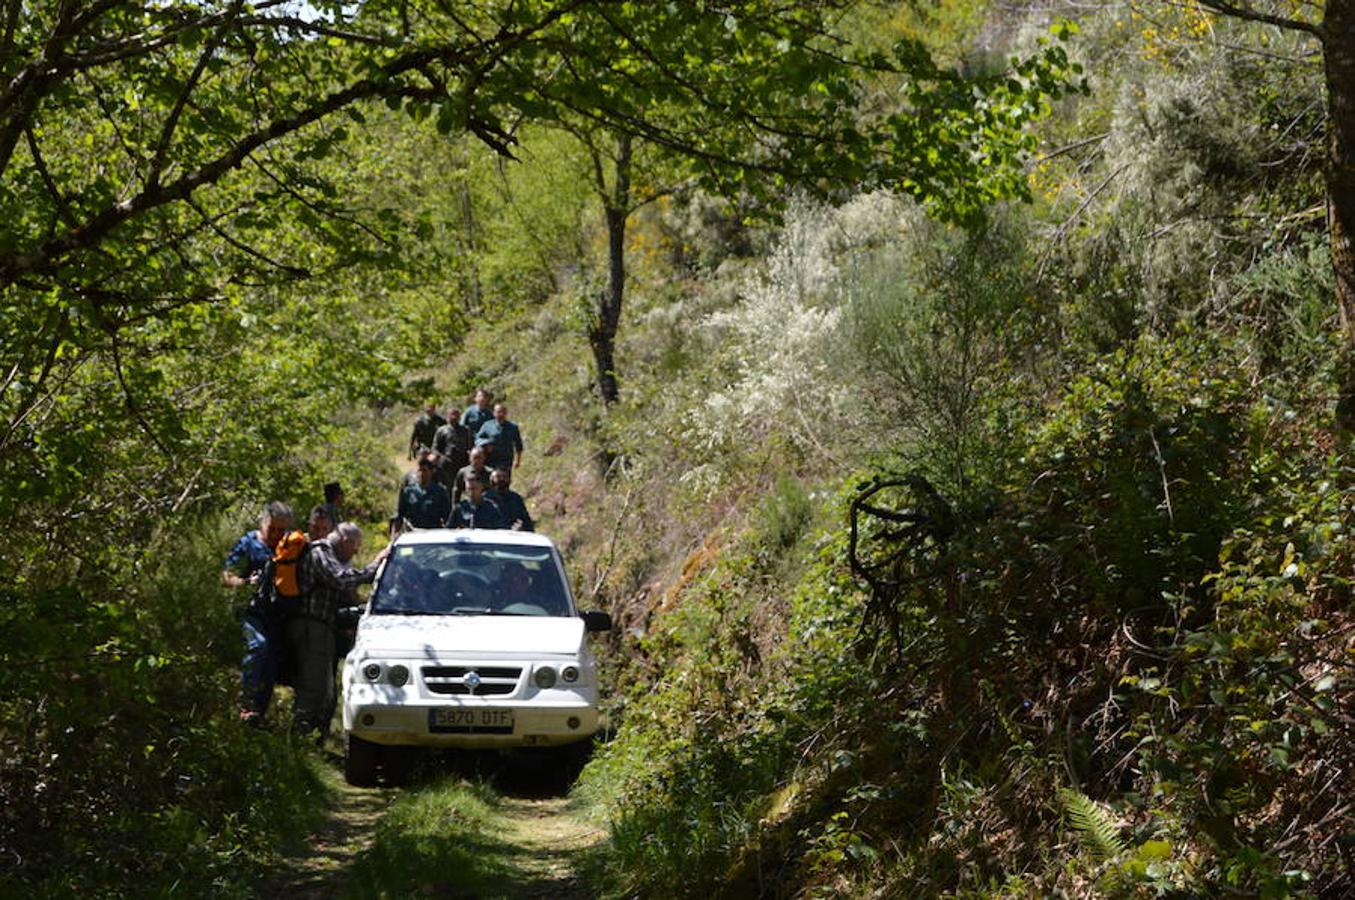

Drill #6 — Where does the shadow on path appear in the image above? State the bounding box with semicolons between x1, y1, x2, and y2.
261;750;604;899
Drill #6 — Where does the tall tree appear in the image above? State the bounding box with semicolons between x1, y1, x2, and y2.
0;0;1080;433
520;6;1085;404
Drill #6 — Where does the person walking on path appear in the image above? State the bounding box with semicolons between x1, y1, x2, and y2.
398;452;452;528
487;468;534;532
408;402;445;460
453;445;494;504
447;475;504;529
432;406;472;489
476;403;523;472
460;388;494;439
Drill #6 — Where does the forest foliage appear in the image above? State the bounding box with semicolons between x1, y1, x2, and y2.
1;0;1353;897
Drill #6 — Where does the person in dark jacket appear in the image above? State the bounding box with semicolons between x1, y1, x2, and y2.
447;476;504;529
289;523;389;740
460;388;494;438
321;482;345;529
432;407;472;489
307;504;334;540
475;403;523;471
452;445;493;504
408;402;445;460
398;452;451;528
487;468;534;532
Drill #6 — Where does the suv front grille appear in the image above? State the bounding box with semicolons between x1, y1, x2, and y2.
422;665;521;696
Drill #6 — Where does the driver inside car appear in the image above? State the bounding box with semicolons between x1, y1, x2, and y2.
494;562;537;613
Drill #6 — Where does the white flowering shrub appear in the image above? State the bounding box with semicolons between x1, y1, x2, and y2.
694;193;912;461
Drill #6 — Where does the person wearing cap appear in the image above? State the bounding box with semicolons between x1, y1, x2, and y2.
475;402;523;472
397;451;451;528
487;468;534;532
408;402;445;460
460;388;494;439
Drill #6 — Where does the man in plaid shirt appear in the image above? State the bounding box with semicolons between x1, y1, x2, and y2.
286;522;390;740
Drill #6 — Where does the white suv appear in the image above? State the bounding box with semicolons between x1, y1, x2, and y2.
341;529;611;786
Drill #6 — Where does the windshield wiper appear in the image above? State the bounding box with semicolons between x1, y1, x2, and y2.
372;608;447;616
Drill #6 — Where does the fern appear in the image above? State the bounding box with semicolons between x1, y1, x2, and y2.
1059;788;1127;861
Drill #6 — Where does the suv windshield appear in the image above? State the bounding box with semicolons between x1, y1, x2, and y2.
371;542;572;617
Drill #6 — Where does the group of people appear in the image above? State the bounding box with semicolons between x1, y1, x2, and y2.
223;487;390;738
398;387;534;533
220;388;538;738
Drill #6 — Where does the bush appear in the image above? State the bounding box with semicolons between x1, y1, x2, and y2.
0;521;329;897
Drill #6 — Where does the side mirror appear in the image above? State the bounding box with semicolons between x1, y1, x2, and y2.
581;610;613;633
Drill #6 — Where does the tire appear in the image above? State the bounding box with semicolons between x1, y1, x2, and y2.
553;739;594;792
381;744;419;786
345;733;379;787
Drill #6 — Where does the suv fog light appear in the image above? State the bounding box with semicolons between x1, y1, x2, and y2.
361;713;375;727
562;665;579;683
363;663;383;682
567;716;581;730
534;666;557;689
388;664;409;687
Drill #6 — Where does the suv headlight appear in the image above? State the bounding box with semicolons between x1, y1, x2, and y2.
562;665;579;683
533;665;557;689
359;662;409;686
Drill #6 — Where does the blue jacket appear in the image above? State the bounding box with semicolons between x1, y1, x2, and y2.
223;530;272;579
475;418;523;470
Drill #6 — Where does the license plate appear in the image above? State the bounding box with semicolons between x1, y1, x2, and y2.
429;708;515;734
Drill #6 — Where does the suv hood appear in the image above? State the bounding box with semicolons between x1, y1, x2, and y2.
353;614;586;658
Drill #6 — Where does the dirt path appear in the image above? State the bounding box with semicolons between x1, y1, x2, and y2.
493;796;606;899
267;779;392;899
263;767;606;899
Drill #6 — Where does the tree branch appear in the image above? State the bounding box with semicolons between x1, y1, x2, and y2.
1195;0;1322;36
23;125;78;230
147;1;245;191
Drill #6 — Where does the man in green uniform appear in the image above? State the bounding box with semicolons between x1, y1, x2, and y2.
408;402;446;460
460;388;494;438
397;452;451;528
487;468;534;532
432;405;472;490
448;474;504;529
453;445;494;504
475;403;524;472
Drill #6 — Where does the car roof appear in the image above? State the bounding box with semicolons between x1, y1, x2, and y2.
393;528;558;550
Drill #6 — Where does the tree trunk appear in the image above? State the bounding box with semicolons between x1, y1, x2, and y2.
459;167;482;313
1325;0;1355;427
588;133;632;407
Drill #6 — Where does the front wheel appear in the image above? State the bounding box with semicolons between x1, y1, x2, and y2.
552;739;594;791
345;733;379;787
